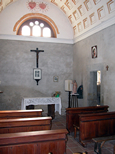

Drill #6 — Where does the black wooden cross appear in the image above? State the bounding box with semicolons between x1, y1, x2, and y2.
30;48;44;68
30;48;44;85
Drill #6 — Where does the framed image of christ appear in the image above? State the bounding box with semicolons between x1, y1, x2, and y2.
91;45;97;58
33;68;42;80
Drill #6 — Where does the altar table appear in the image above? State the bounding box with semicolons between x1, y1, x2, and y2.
21;97;62;115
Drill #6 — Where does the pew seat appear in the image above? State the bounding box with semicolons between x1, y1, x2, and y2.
0;117;52;134
79;111;115;146
0;109;43;119
66;105;109;133
0;129;68;154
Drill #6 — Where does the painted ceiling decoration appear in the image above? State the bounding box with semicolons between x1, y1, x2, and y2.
26;1;49;12
0;0;115;38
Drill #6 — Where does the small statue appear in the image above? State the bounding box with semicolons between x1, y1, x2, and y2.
72;80;77;94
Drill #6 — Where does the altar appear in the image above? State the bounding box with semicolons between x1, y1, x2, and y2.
21;97;62;115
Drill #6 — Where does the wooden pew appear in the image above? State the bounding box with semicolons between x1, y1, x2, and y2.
0;109;43;119
0;117;52;134
66;105;109;133
79;111;115;146
0;129;68;154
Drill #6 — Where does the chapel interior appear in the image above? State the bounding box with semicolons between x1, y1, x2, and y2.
0;0;115;154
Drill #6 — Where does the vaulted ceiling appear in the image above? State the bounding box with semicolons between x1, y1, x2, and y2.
0;0;115;38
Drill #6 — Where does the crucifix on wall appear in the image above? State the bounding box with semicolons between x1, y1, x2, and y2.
30;48;44;85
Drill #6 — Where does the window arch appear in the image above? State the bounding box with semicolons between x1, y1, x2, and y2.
17;19;55;37
14;13;59;38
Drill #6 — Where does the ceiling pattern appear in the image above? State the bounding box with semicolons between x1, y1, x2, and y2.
50;0;115;37
0;0;115;37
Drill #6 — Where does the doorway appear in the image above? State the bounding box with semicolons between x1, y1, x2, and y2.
88;71;101;106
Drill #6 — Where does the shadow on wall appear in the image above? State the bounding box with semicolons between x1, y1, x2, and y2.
0;85;46;110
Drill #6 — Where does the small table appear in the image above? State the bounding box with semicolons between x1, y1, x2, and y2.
70;94;79;108
21;97;62;115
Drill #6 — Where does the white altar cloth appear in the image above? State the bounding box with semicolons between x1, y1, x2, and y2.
21;97;62;115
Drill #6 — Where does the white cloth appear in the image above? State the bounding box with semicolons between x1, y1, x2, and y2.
21;97;62;115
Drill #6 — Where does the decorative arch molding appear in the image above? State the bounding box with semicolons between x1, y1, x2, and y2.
13;13;59;37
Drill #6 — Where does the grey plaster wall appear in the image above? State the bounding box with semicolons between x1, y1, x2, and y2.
0;40;73;113
73;24;115;111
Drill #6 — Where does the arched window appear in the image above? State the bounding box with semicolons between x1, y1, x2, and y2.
32;25;41;37
17;19;55;38
22;25;30;36
43;27;51;37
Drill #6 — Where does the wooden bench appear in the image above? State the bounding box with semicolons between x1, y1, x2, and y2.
0;129;68;154
0;117;52;134
0;109;43;119
79;111;115;146
92;135;115;154
66;105;109;133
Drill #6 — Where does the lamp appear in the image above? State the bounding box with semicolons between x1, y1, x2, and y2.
65;80;73;108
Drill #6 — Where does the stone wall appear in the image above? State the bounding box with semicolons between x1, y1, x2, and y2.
0;39;73;113
73;24;115;111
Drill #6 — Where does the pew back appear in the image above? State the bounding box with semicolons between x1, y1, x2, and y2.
0;110;43;119
0;117;52;134
79;111;115;142
66;105;109;133
0;129;68;154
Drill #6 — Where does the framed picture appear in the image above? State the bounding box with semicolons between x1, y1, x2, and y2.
91;45;97;58
53;76;59;82
33;68;42;80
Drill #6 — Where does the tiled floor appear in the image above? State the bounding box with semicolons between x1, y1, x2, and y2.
51;114;115;154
